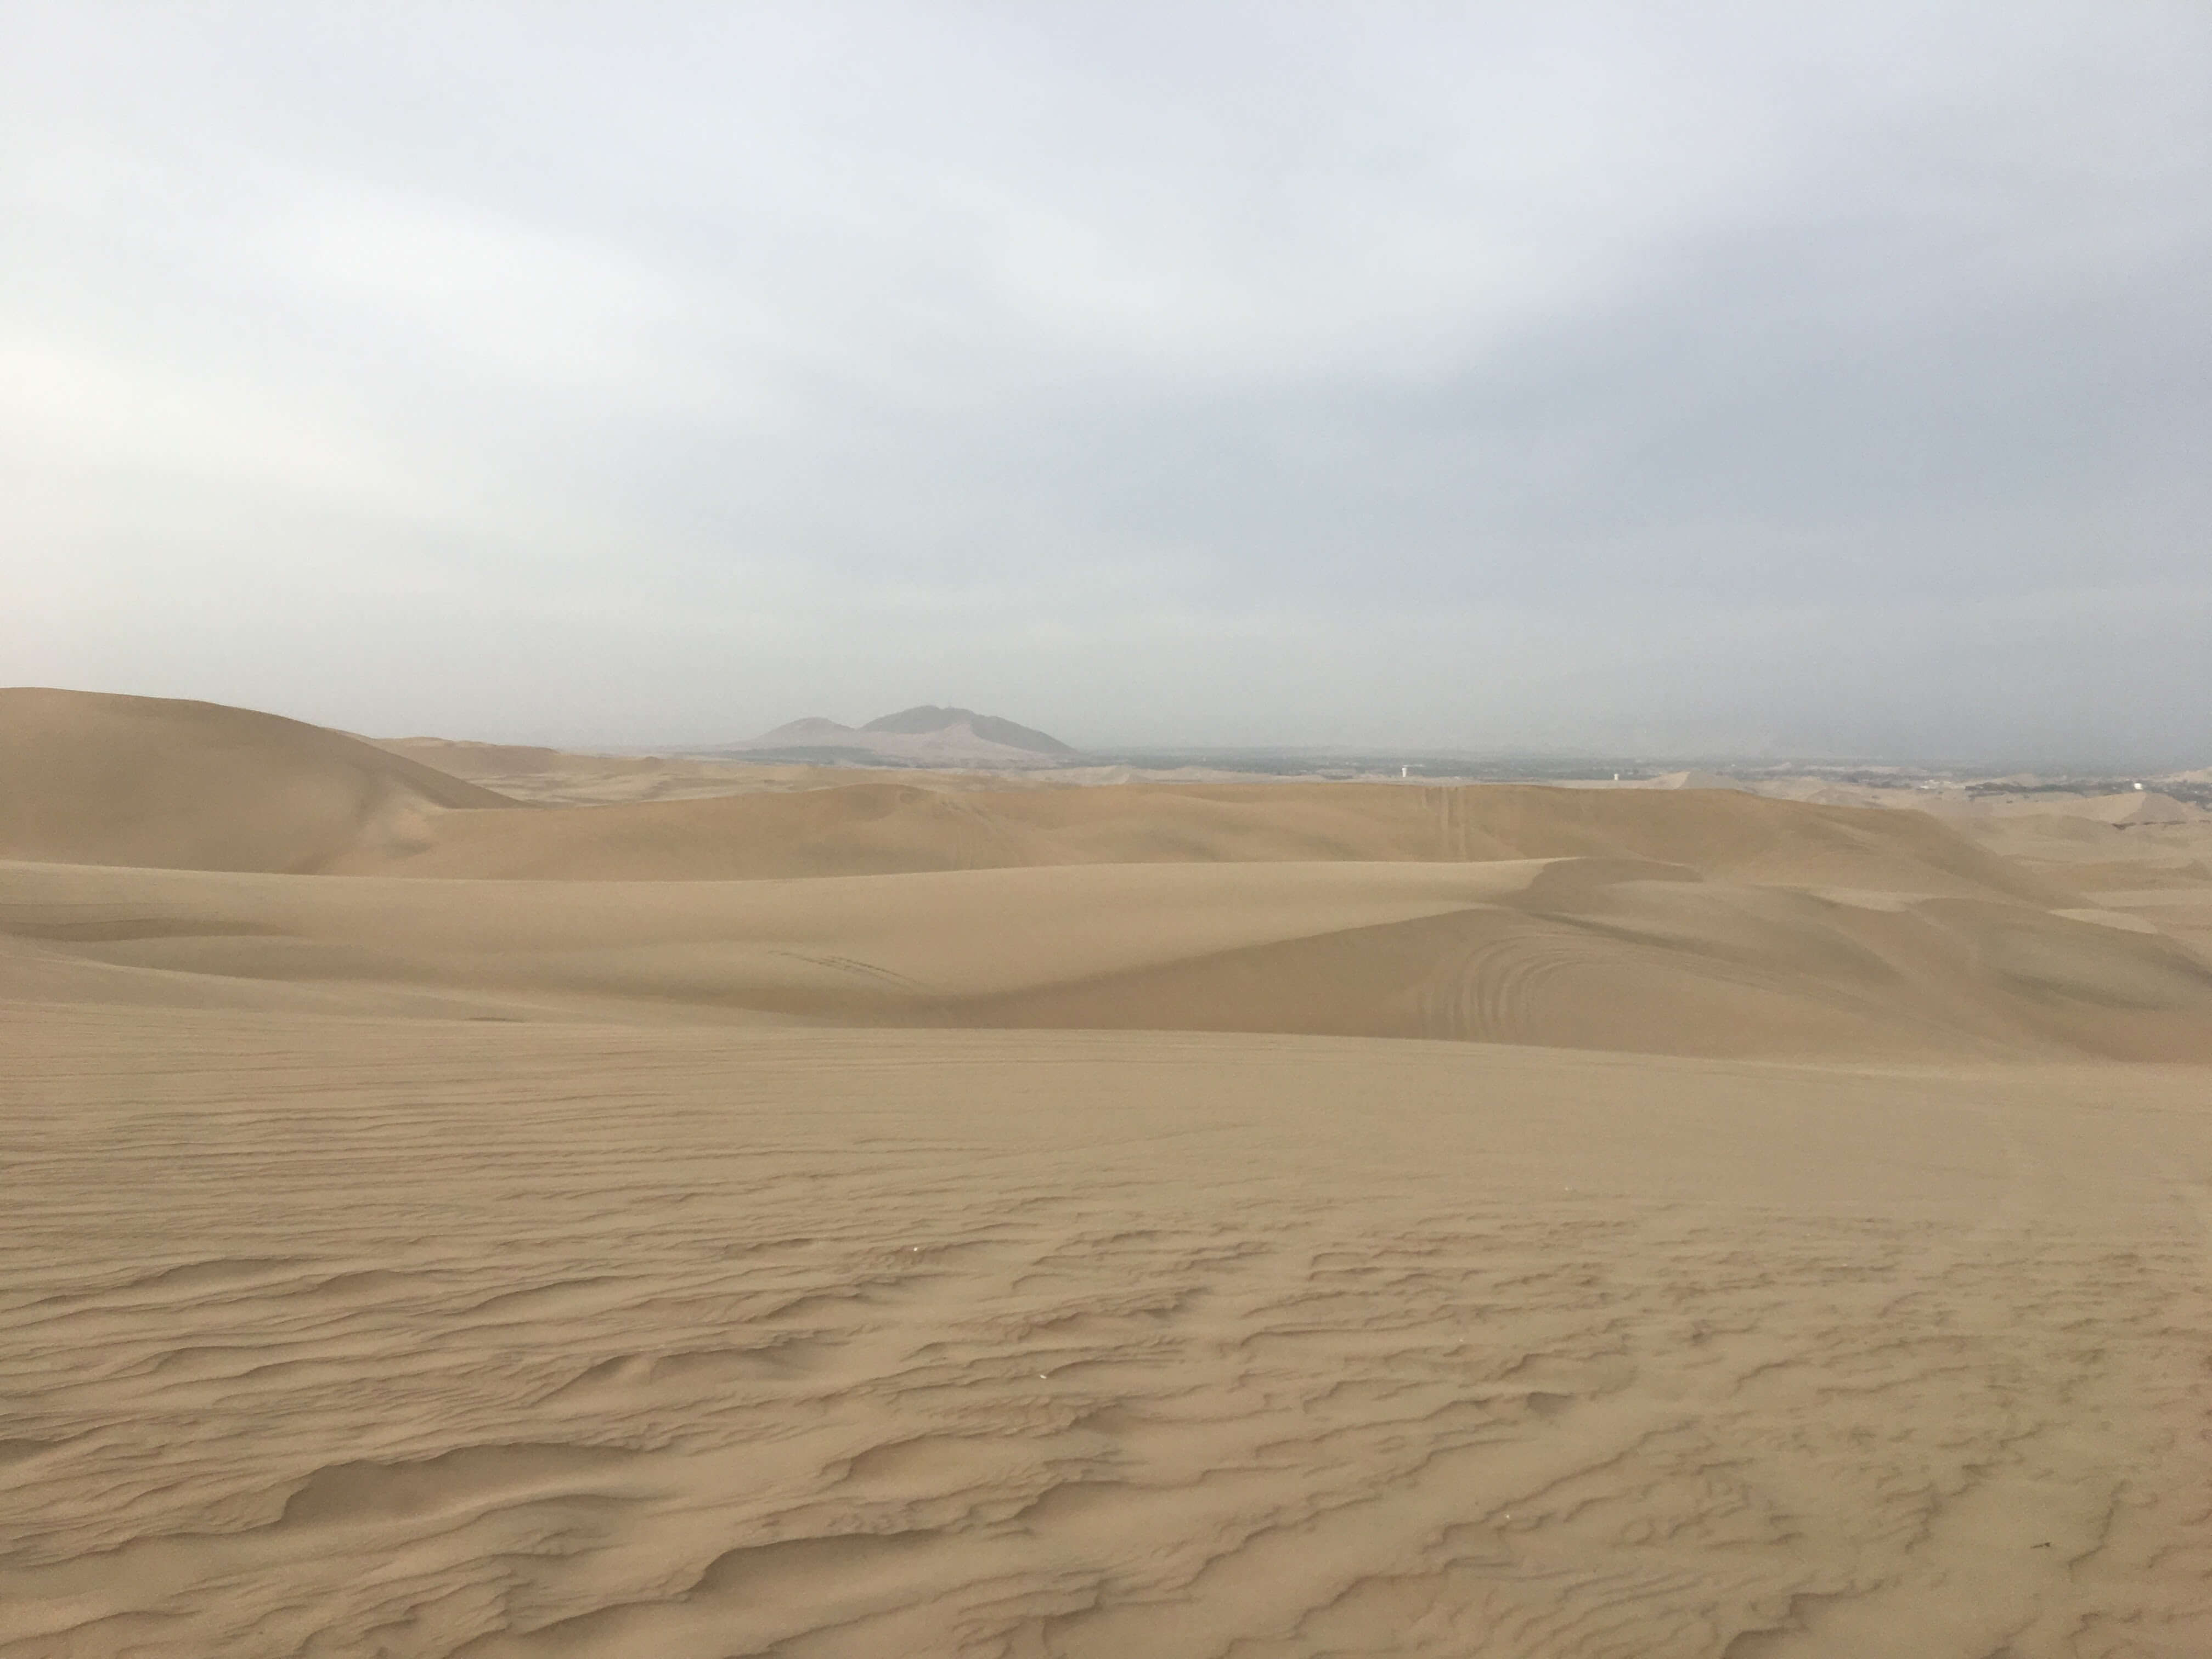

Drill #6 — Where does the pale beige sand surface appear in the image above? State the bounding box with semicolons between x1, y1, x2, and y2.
5;1006;2211;1657
366;738;1026;808
7;690;2212;1655
7;853;2212;1059
0;690;515;874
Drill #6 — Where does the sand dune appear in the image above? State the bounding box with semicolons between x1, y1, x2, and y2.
3;692;2053;902
1980;789;2203;827
0;689;514;873
7;849;2210;1059
5;691;2208;1063
9;689;2212;1654
368;736;939;808
332;776;2056;898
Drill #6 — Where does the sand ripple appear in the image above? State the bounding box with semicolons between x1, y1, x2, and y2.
5;1007;2209;1656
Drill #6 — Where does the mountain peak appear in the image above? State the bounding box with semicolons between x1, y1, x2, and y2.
861;704;980;734
724;705;1076;765
860;707;1075;755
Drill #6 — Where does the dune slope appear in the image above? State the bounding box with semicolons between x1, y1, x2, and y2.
0;689;515;873
323;776;2059;894
8;854;2209;1059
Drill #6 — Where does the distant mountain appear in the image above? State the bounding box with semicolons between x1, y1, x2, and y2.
719;706;1079;768
860;706;1076;755
747;716;870;748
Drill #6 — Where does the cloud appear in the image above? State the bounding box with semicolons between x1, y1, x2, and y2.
3;2;2207;760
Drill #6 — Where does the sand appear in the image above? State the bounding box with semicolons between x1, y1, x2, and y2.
5;689;2212;1656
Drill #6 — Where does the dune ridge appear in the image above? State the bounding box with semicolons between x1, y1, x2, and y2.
4;691;2050;904
330;776;2053;897
0;688;514;874
7;850;2210;1060
7;689;2209;1062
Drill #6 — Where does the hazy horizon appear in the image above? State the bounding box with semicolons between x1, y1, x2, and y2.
579;704;2211;775
7;4;2208;764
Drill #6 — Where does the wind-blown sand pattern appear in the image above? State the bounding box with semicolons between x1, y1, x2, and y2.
5;690;2212;1656
8;1014;2212;1657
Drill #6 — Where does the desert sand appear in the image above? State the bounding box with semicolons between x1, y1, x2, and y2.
5;688;2212;1656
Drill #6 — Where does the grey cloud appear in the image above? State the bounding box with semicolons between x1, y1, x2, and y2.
4;2;2208;760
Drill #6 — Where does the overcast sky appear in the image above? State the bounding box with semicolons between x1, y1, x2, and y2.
5;4;2207;761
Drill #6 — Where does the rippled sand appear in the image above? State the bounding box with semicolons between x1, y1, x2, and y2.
7;1006;2211;1656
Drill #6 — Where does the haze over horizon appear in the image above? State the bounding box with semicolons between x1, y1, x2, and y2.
6;4;2208;764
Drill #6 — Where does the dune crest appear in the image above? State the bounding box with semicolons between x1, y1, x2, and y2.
4;692;2046;899
9;689;2210;1061
0;688;514;874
